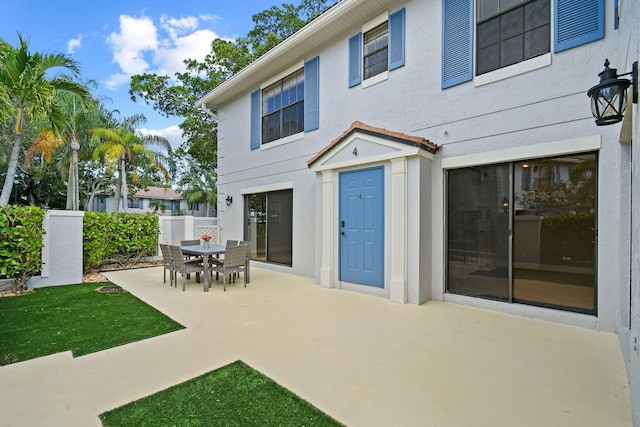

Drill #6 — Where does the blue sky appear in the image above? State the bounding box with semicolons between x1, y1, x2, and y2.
0;0;281;148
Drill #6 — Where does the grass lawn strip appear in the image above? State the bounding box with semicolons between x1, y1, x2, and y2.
0;282;184;365
100;360;344;426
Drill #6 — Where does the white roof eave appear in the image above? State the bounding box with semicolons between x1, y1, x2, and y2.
195;0;393;108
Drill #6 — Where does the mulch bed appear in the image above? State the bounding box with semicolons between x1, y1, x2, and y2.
1;261;164;296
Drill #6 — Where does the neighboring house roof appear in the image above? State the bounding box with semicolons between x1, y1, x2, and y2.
132;187;183;201
307;121;440;167
196;0;391;109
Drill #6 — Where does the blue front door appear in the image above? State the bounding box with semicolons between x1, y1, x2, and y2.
339;167;384;288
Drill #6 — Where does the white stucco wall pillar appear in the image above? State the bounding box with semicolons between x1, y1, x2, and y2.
320;170;334;288
389;158;407;303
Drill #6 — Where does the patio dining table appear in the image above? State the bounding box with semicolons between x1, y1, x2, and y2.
181;244;225;292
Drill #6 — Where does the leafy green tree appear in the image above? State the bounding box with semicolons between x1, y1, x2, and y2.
128;0;337;186
0;34;91;206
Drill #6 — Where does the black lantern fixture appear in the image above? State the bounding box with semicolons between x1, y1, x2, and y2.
587;59;637;126
225;195;233;206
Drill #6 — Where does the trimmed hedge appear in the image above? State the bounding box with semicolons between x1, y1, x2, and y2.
83;212;159;273
0;206;46;292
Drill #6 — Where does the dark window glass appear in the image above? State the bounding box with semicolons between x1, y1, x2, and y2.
446;153;597;315
476;0;550;75
447;165;510;301
261;69;304;144
363;22;389;80
245;190;293;266
513;154;596;313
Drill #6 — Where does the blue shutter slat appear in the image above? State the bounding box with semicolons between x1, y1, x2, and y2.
554;0;604;52
250;89;260;150
304;56;320;132
442;0;473;89
348;32;362;87
389;8;406;71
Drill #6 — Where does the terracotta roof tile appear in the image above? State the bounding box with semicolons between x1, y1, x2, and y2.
308;121;439;167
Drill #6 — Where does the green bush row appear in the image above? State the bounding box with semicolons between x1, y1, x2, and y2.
83;212;159;273
0;205;46;291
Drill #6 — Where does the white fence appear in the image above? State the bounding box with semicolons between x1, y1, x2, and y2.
158;216;221;246
21;213;221;289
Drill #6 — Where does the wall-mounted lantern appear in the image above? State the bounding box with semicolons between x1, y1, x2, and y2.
225;195;233;206
587;59;637;126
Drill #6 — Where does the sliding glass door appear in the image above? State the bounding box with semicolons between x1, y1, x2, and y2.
446;153;597;314
245;190;293;266
447;164;510;301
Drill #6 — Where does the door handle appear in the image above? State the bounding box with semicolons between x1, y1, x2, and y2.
341;231;345;236
341;220;345;228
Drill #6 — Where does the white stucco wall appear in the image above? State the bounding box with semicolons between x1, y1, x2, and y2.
212;0;635;334
28;210;84;288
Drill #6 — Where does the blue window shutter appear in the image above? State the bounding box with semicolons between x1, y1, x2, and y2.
304;56;320;132
348;32;362;87
441;0;473;89
554;0;604;52
389;8;406;70
250;89;260;150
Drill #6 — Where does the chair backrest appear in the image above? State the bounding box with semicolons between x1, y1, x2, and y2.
224;244;248;268
159;243;172;263
169;246;188;269
181;240;200;246
226;240;239;247
239;241;251;259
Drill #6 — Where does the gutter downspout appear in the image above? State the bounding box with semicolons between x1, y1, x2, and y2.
200;104;218;120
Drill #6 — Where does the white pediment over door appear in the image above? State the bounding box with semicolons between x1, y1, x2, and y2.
308;121;438;172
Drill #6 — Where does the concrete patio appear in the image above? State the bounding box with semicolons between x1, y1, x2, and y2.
0;266;631;426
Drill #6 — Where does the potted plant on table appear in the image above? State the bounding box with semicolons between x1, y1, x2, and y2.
201;234;213;248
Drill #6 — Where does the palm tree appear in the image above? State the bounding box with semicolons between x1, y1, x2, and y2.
0;34;90;206
181;172;217;217
54;84;100;210
91;115;171;212
148;199;167;215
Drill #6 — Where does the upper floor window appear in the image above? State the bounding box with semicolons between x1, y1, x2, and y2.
476;0;550;75
348;8;405;88
262;69;305;144
250;56;319;150
363;22;389;80
442;0;604;89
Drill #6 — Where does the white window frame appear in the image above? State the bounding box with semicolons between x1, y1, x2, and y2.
362;11;390;88
473;0;553;87
260;61;305;148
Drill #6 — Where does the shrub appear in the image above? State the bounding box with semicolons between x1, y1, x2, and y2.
0;205;46;292
83;212;159;273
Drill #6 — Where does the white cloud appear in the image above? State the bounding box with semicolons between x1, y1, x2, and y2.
104;73;131;90
105;13;220;89
141;125;185;149
67;34;82;55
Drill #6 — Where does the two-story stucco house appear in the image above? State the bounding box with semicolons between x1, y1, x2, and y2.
197;0;639;419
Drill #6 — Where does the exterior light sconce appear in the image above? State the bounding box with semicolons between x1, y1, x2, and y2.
225;195;233;206
587;59;638;126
